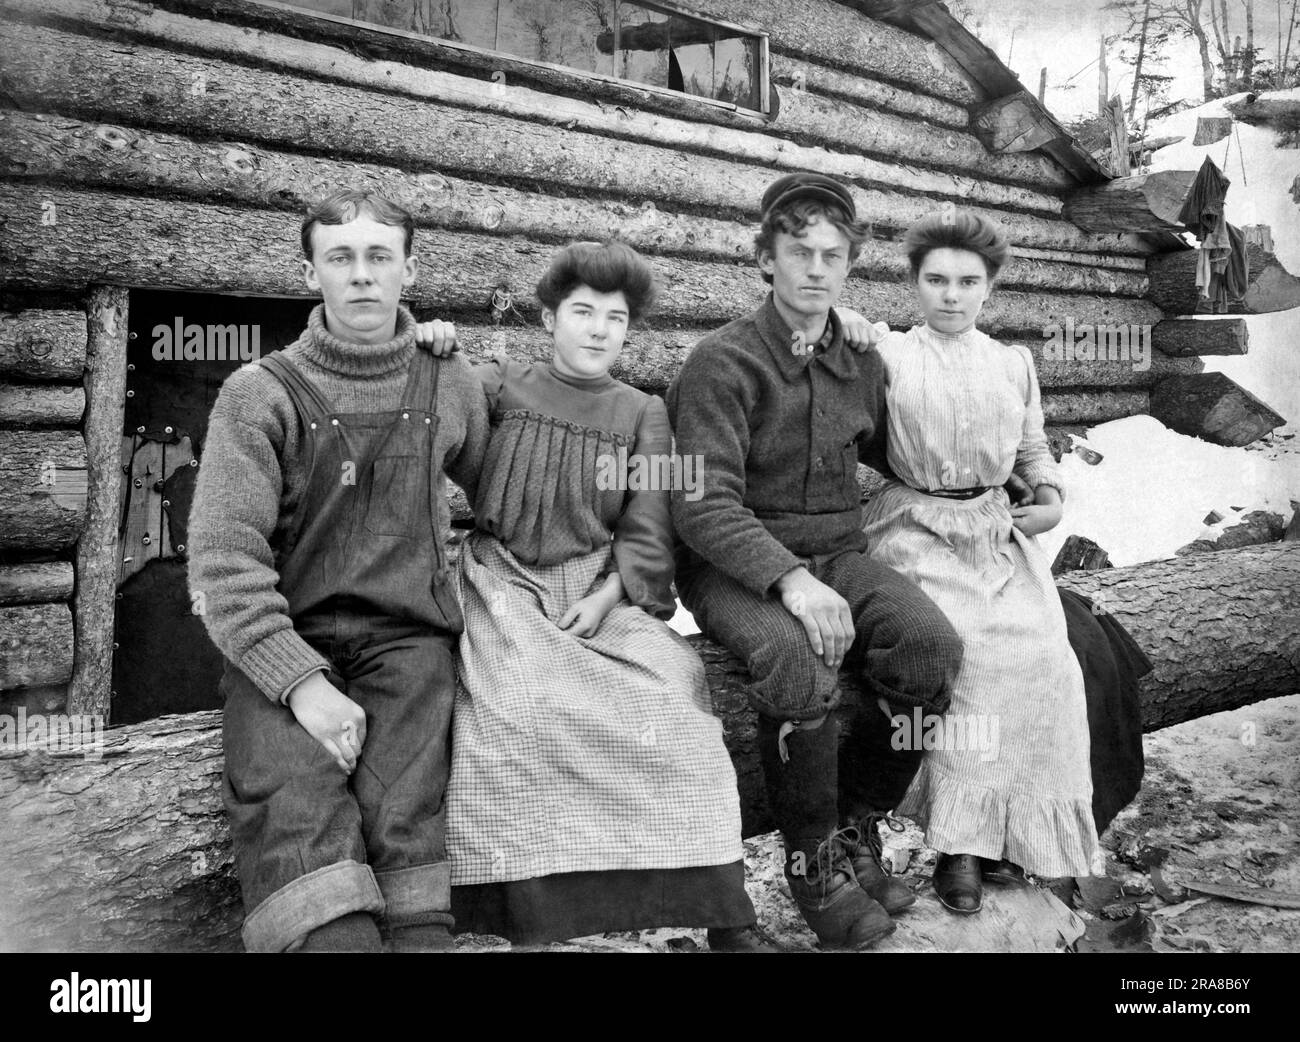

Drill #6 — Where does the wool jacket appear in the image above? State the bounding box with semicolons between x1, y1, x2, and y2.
666;295;889;596
187;305;489;702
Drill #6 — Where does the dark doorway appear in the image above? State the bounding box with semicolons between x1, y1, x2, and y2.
111;290;313;725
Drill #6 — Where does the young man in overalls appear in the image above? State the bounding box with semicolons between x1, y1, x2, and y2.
188;190;487;952
667;174;965;949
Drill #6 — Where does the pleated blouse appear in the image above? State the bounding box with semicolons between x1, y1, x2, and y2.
471;356;676;618
875;324;1065;498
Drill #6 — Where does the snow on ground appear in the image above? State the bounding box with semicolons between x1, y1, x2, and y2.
1039;416;1300;567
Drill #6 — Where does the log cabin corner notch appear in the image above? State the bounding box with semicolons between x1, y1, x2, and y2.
0;0;1292;740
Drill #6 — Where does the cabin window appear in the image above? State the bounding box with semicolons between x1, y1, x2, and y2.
264;0;768;112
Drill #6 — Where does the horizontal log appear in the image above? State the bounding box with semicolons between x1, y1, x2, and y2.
0;185;1165;337
2;542;1293;950
1063;171;1197;233
1152;318;1249;357
1150;372;1287;446
0;562;74;605
0;382;85;427
0;309;86;380
770;53;968;129
0;429;88;551
1147;236;1300;315
1055;543;1300;730
0;602;74;689
1041;390;1148;425
0;9;1140;246
0;111;1149;299
457;324;1197;394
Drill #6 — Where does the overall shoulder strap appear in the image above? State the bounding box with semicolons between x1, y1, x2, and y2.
256;352;336;422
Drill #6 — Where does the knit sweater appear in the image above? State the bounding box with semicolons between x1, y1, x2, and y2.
187;305;489;702
666;295;889;596
471;356;676;619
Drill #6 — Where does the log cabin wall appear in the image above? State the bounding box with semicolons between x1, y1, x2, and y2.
0;0;1202;718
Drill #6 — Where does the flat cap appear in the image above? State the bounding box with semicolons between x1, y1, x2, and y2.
760;173;856;220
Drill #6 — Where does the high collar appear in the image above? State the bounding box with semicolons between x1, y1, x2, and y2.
546;361;615;392
916;322;981;348
300;304;416;377
755;294;860;382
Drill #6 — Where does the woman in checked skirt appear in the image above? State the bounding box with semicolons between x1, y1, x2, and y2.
859;210;1105;913
429;241;773;951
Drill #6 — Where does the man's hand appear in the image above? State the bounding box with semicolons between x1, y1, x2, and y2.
413;318;458;357
835;307;891;353
286;671;367;774
775;566;855;669
557;573;624;638
1010;485;1063;537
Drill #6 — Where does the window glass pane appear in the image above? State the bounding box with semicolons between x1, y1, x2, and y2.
267;0;761;111
612;3;759;107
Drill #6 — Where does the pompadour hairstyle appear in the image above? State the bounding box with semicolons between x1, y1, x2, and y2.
535;240;658;322
902;208;1010;280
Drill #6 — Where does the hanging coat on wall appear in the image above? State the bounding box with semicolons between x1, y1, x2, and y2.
1177;156;1249;313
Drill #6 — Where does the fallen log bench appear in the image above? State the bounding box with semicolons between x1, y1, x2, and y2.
1;543;1297;952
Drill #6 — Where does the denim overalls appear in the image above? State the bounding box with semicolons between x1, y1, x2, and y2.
221;346;460;953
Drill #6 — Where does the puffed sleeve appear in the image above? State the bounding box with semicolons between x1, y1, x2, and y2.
610;394;676;619
1009;342;1066;500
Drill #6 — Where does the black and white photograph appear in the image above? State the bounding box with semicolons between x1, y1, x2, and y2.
0;0;1296;995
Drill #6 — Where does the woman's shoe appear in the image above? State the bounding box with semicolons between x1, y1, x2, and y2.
979;857;1027;886
932;852;983;914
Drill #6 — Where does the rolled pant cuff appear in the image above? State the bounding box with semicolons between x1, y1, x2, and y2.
857;668;951;716
242;860;384;953
375;862;453;930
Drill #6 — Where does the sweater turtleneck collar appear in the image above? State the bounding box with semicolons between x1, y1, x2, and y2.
300;304;416;377
546;361;615;392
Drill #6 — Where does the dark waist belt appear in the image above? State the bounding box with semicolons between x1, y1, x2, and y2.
910;485;993;500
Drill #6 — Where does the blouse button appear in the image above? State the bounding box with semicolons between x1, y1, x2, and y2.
331;418;339;426
402;412;410;420
309;422;317;430
424;417;432;424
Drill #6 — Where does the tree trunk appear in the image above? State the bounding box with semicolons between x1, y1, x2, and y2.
0;111;1150;299
0;184;1164;338
1041;390;1149;425
1150;371;1287;445
0;384;84;427
1146;236;1300;315
0;602;74;689
1063;171;1197;233
2;543;1295;951
0;429;87;551
0;562;74;605
0;310;86;381
1152;318;1249;356
68;287;128;719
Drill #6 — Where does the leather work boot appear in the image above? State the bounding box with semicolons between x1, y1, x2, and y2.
786;829;895;950
842;812;916;916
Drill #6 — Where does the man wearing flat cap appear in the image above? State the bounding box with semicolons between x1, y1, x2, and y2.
666;173;964;949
